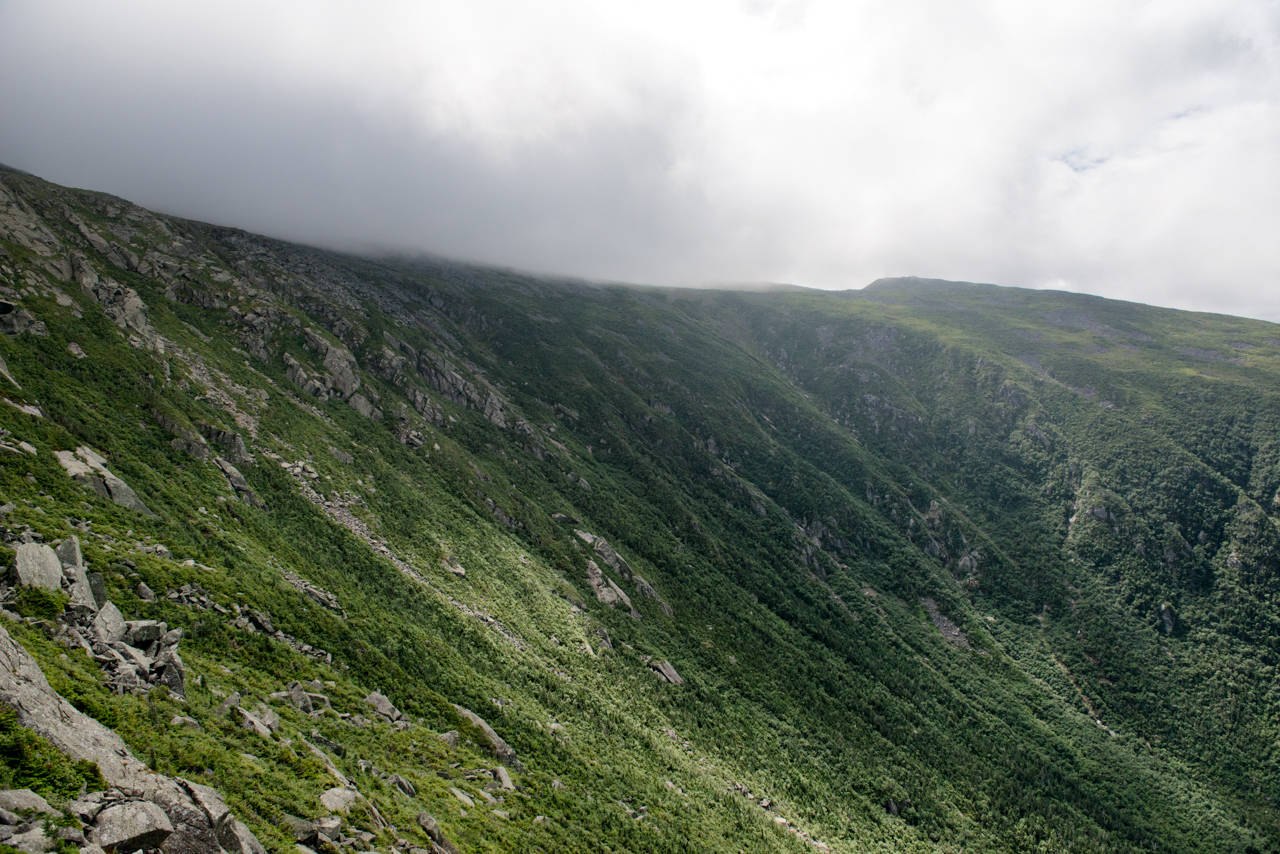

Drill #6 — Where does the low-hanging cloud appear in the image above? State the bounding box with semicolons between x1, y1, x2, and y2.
2;0;1278;319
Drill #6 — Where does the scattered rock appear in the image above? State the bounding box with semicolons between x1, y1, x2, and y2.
438;730;459;748
91;602;127;643
289;682;314;715
214;457;263;507
388;774;416;797
213;691;241;716
495;766;514;791
136;581;155;601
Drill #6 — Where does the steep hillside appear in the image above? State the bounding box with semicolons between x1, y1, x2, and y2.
1;170;1279;854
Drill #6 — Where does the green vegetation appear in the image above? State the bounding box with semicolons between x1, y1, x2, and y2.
0;707;104;799
1;176;1279;853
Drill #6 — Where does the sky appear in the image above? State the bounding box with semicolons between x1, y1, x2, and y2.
2;1;1279;320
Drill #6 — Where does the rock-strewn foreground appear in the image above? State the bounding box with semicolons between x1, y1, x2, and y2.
2;167;1280;853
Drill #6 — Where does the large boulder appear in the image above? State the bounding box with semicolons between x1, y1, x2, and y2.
91;602;127;643
319;788;362;814
0;790;58;816
364;691;401;721
91;801;173;851
11;544;62;591
56;537;96;611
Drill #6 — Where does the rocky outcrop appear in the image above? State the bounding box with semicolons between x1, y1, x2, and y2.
646;659;685;686
0;623;264;854
451;704;524;772
577;530;669;617
0;301;47;337
72;256;161;351
53;446;154;516
303;328;361;399
213;458;262;507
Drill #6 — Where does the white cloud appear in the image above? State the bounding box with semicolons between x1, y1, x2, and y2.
1;0;1278;318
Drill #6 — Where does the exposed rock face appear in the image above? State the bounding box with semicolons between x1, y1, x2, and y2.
72;256;161;351
920;598;971;650
0;623;264;854
0;301;47;337
451;704;524;771
303;328;361;399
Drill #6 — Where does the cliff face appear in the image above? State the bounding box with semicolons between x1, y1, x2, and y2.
1;169;1280;853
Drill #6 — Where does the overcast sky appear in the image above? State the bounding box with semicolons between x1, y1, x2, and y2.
2;1;1278;319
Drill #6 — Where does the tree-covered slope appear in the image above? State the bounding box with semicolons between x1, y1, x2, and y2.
1;172;1278;853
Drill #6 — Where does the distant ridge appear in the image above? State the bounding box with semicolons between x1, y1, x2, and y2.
863;275;997;291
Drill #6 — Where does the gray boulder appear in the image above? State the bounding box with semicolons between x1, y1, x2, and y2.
496;766;515;790
415;813;460;854
54;536;82;569
58;538;96;611
152;652;187;699
91;601;127;643
87;572;108;608
387;774;416;797
0;790;57;816
649;659;685;686
318;787;361;815
364;690;401;721
288;682;314;714
124;620;166;647
237;707;273;739
7;826;52;854
11;544;62;591
213;692;241;716
91;801;173;851
214;457;262;507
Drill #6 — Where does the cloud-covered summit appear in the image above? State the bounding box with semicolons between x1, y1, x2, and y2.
2;0;1277;318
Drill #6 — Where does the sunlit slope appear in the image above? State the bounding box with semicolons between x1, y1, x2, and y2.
0;171;1277;853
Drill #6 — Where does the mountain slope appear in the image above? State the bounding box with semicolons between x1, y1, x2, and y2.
1;171;1278;853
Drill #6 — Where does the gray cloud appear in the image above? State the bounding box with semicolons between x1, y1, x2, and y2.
2;1;1278;319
